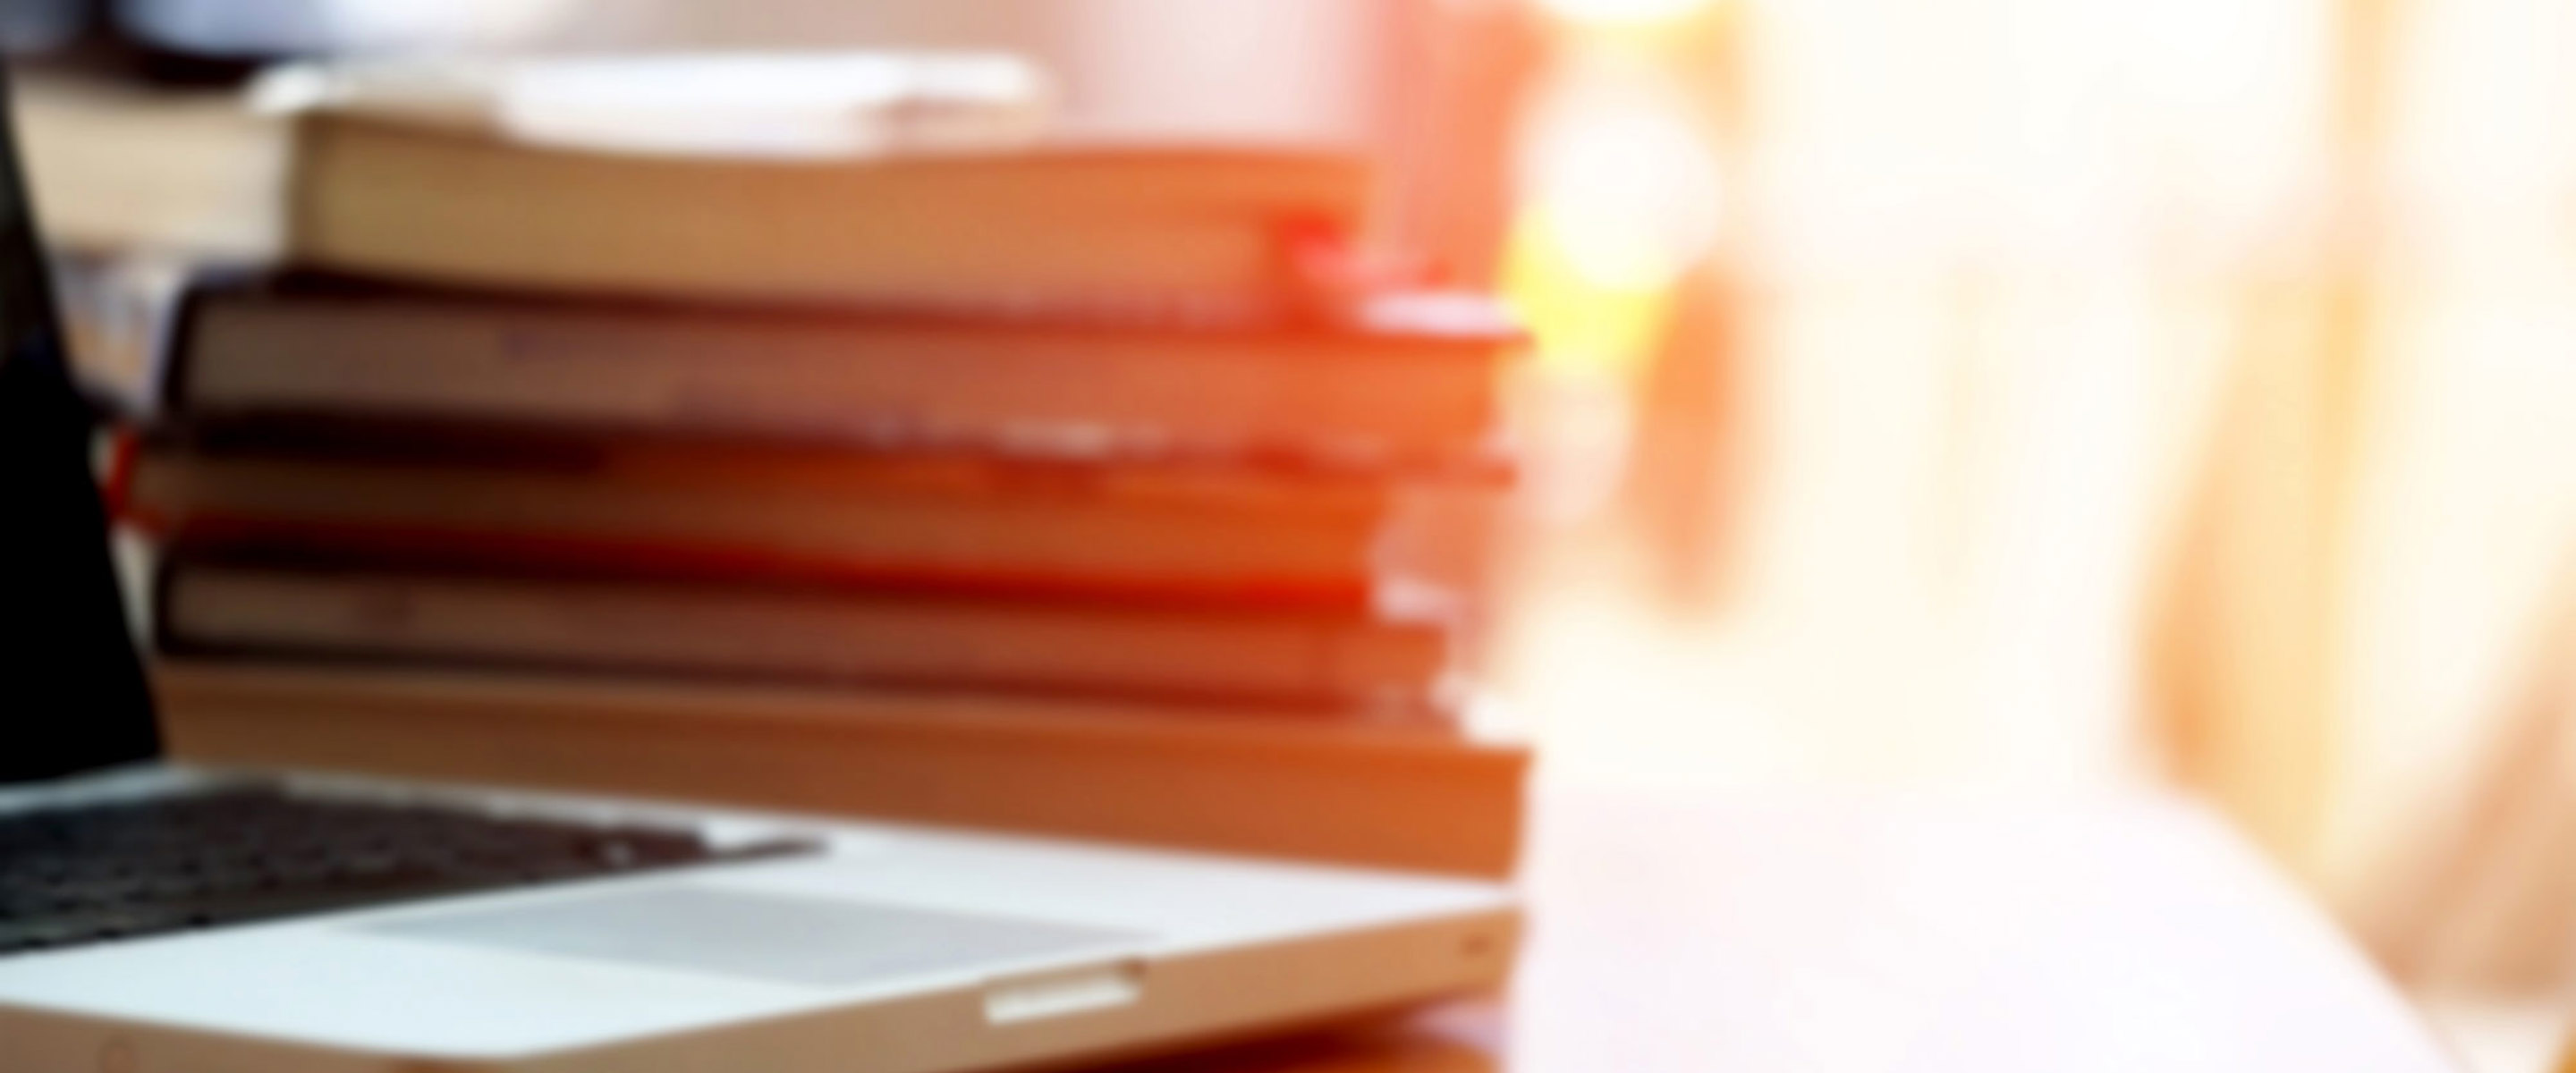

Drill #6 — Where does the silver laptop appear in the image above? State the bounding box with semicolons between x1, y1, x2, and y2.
0;73;1517;1072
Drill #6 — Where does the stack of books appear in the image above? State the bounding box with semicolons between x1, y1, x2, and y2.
121;75;1528;876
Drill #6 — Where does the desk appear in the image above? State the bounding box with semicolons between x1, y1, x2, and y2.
1129;789;2462;1073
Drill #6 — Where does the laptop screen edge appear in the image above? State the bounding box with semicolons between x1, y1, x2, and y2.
0;62;166;782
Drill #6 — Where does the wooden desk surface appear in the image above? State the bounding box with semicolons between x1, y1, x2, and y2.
1126;789;2462;1073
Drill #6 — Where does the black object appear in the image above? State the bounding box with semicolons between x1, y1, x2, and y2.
0;783;819;953
0;64;164;783
0;1;269;87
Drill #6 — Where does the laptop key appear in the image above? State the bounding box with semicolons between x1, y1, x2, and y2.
0;784;819;954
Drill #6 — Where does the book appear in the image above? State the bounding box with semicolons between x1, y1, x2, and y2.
285;107;1370;310
119;433;1397;604
168;275;1516;465
8;50;1053;260
152;659;1529;877
157;555;1453;706
250;52;1053;161
13;73;287;260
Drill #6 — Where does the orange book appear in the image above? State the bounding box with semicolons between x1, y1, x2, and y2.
169;275;1515;467
153;659;1530;877
157;554;1454;706
122;434;1394;604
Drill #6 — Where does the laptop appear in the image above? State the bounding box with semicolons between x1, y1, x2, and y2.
0;73;1517;1072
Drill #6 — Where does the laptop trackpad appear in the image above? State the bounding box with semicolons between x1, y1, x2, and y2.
364;886;1150;989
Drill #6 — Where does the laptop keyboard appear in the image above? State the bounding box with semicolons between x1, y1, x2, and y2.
0;784;818;955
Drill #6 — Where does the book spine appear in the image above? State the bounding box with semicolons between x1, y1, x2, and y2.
178;293;1492;462
157;561;1449;705
142;514;1384;609
123;449;1391;604
152;660;1529;877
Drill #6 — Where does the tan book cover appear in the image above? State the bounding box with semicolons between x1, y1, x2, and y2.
286;108;1368;310
154;659;1529;878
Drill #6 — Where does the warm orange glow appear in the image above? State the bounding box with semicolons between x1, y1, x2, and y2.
1531;0;1716;29
1519;103;1719;293
1500;43;1719;379
1494;5;2576;997
1500;207;1674;376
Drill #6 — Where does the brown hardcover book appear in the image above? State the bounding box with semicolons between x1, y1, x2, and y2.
120;435;1394;604
157;556;1453;706
171;277;1515;465
152;659;1529;877
287;110;1368;309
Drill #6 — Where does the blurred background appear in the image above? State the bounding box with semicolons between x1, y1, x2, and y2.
18;0;2576;1066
